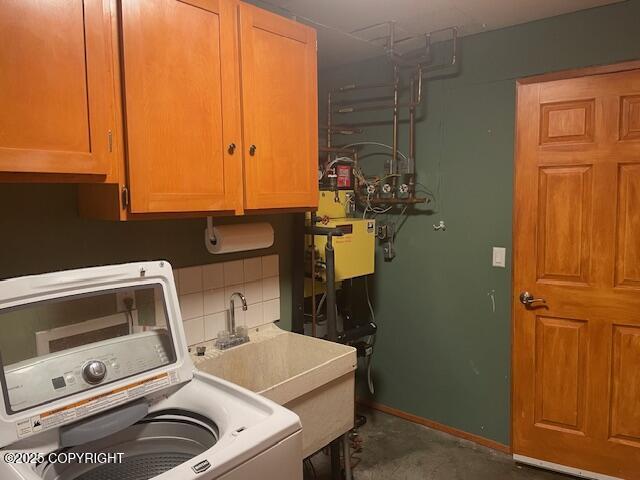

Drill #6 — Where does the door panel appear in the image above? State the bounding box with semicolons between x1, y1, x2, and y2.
120;0;241;213
0;0;114;174
534;316;588;433
609;325;640;446
615;164;640;288
540;100;595;145
536;166;592;285
513;68;640;479
239;3;318;210
620;95;640;141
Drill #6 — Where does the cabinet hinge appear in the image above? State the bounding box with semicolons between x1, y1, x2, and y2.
107;130;113;153
121;186;130;208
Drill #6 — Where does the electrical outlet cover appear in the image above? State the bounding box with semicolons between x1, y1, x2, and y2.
115;290;136;312
492;247;506;268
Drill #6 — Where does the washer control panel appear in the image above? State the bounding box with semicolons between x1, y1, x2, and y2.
82;360;107;384
4;330;174;413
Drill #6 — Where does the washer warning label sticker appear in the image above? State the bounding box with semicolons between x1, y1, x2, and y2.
15;371;179;439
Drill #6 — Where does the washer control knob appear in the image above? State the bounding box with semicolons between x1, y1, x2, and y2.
82;360;107;384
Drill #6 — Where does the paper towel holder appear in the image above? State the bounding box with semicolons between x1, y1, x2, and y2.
205;217;219;248
205;217;274;254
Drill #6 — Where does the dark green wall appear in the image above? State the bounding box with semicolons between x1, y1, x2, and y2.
0;184;294;329
320;0;640;444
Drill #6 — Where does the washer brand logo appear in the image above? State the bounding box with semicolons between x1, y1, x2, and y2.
31;416;42;432
192;459;211;474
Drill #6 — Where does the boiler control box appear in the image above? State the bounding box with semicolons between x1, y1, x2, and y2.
307;217;376;283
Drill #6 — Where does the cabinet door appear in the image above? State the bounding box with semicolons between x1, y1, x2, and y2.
239;3;318;210
120;0;242;214
0;0;115;175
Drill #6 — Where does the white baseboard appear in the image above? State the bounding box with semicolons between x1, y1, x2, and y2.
513;454;623;480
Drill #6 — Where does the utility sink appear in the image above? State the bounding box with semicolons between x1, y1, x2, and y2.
193;324;357;457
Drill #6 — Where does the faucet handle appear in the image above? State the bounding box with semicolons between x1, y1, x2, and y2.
235;325;249;341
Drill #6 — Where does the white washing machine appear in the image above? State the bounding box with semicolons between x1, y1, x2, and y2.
0;261;302;480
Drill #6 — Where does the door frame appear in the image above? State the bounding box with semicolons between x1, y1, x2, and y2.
510;59;640;470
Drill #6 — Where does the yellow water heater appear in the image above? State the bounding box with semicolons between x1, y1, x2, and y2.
305;189;375;297
307;217;376;282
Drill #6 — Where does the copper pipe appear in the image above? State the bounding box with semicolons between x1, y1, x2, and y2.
391;64;399;193
319;125;363;134
409;77;415;175
330;82;395;94
319;146;356;154
350;21;389;34
418;27;459;73
415;65;423;105
368;196;427;205
327;92;332;151
334;95;394;106
335;101;417;113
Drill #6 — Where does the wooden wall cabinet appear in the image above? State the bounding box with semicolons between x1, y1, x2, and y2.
1;0;318;217
80;0;318;219
0;0;117;177
119;0;242;215
239;3;318;211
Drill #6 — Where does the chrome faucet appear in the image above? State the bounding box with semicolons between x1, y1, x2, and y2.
228;291;248;333
216;292;249;350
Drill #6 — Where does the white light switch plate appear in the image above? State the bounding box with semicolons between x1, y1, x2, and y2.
492;247;506;268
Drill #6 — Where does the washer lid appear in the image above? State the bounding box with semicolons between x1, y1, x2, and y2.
0;261;194;448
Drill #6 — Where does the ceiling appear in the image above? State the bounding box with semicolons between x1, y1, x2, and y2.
248;0;622;68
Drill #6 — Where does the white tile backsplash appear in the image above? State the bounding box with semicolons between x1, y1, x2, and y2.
262;254;279;278
263;299;280;323
179;266;202;295
223;260;244;286
203;288;225;315
262;275;280;301
179;292;204;320
246;303;264;329
243;257;262;282
183;317;204;345
202;263;224;290
244;280;263;305
204;312;227;340
174;255;279;345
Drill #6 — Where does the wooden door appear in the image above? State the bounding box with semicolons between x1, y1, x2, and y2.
238;3;318;210
120;0;242;214
513;66;640;479
0;0;115;175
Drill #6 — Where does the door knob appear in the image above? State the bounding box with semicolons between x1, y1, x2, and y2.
519;291;546;306
227;143;236;154
249;144;256;156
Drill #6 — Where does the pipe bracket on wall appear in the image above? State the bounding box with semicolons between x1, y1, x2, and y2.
433;220;446;231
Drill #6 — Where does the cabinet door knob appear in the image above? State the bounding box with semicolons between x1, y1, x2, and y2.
249;144;257;156
227;143;236;154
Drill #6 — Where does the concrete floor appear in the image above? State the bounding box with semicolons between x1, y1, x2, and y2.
305;409;577;480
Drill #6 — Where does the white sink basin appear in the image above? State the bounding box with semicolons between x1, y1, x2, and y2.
193;324;356;457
